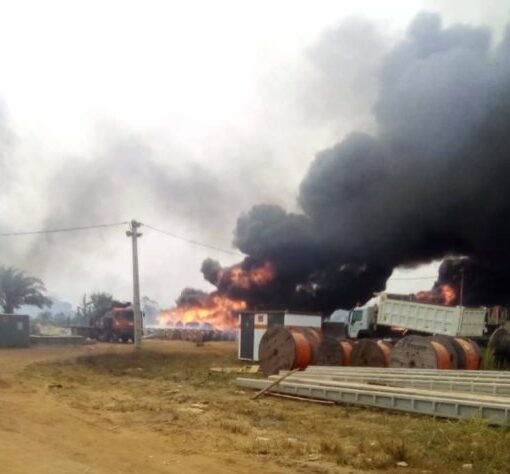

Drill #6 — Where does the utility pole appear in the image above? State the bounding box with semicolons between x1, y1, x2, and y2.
127;220;143;349
459;268;465;307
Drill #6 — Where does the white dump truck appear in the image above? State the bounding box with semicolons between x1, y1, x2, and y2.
345;293;486;339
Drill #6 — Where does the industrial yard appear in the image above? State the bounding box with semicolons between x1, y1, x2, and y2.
1;341;510;474
1;3;510;474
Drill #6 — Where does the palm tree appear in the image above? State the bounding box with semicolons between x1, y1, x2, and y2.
0;265;52;314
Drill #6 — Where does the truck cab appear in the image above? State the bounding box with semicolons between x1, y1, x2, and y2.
347;305;378;339
102;306;136;342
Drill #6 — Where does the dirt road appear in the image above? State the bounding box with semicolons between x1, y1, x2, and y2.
0;343;300;474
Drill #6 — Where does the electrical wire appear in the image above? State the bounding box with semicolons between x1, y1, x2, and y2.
0;220;441;270
143;223;244;257
0;222;129;237
0;220;244;257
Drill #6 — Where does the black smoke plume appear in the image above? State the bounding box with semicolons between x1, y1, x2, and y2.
434;258;510;306
190;13;510;312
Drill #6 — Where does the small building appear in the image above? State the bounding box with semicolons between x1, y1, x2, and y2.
0;314;30;348
238;310;322;361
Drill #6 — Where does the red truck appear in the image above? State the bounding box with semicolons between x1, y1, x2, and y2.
71;303;138;343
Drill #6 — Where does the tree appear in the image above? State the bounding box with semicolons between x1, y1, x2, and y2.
0;265;52;314
89;292;114;323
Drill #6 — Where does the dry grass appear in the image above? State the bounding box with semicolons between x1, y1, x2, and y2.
21;341;510;473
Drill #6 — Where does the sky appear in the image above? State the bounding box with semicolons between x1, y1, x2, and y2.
0;0;509;309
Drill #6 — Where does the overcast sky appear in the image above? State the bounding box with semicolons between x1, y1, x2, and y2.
0;0;508;308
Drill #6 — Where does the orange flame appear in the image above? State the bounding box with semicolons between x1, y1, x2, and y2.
416;284;457;305
440;284;456;305
219;261;276;289
157;295;247;330
157;261;275;331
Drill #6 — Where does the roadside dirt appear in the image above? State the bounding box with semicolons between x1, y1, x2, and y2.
0;342;362;474
1;341;509;473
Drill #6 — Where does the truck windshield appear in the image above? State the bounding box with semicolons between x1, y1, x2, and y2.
351;310;363;322
115;310;134;322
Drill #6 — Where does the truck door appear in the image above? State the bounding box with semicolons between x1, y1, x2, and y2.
348;309;365;339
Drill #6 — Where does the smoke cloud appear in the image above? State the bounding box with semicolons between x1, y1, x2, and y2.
203;13;510;311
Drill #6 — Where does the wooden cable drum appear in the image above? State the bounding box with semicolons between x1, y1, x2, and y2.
350;339;392;367
316;336;343;366
340;339;354;366
431;335;461;369
316;337;354;366
453;337;482;370
390;335;453;369
295;327;322;362
259;326;314;376
488;327;510;364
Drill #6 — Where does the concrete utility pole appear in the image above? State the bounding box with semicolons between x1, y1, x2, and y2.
459;268;465;307
127;220;143;349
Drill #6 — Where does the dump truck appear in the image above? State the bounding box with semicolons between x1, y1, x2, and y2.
344;293;486;339
71;302;137;342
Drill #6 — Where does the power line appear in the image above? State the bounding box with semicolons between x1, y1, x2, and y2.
0;219;440;269
144;223;244;257
0;220;244;257
0;222;128;237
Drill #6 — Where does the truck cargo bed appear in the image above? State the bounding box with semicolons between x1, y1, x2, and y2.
377;294;486;337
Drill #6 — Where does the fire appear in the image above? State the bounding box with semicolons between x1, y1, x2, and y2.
157;261;275;331
416;284;457;305
441;284;456;305
157;294;247;330
219;261;276;289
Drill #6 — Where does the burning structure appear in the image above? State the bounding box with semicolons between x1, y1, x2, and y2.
159;13;510;330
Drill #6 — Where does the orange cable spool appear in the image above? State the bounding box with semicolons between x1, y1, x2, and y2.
376;340;393;367
297;327;322;363
340;340;353;366
429;340;453;370
259;326;315;376
391;335;453;369
454;338;482;370
292;331;313;369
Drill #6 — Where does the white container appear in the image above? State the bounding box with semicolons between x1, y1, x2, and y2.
238;311;322;361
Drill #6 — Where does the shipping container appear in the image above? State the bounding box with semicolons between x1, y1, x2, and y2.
0;314;30;348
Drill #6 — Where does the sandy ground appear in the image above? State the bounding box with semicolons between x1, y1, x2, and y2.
0;342;364;474
1;341;509;474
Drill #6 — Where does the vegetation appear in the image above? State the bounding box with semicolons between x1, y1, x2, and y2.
22;342;510;474
0;264;52;314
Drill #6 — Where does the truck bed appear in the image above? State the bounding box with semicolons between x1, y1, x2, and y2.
377;294;486;337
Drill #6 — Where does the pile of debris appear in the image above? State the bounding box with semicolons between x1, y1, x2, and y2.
144;326;236;343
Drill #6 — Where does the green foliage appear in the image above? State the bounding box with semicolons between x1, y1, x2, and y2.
0;264;52;314
89;292;114;322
